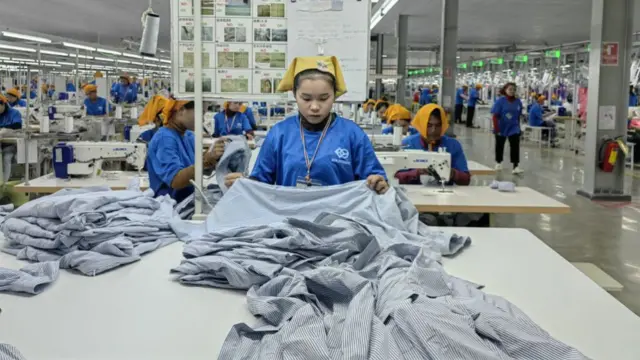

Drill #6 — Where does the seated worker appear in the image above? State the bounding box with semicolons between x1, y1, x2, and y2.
419;87;432;106
83;85;111;116
529;95;557;143
381;104;418;135
396;103;471;186
47;85;56;99
375;99;390;124
5;88;26;107
21;86;36;100
213;101;255;139
0;95;23;182
221;101;258;131
146;99;226;203
223;55;388;193
550;94;562;106
66;80;76;92
113;75;138;104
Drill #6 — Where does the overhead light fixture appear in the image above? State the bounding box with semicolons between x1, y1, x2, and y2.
40;50;68;56
0;56;9;60
122;53;142;59
94;57;115;62
39;60;57;64
131;61;144;66
2;31;52;44
97;48;121;56
0;43;36;53
12;57;36;63
76;54;93;59
118;59;131;64
43;63;61;67
143;56;160;62
158;59;171;64
62;42;96;51
58;61;75;66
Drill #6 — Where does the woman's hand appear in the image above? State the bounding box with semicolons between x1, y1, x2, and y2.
246;133;254;140
367;175;389;194
224;172;244;188
204;138;226;168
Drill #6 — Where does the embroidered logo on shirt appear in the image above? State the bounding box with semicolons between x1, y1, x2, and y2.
334;148;349;160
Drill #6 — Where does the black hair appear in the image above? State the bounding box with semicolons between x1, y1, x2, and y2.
293;69;337;94
183;101;195;110
375;101;389;111
430;108;442;121
500;82;517;96
630;85;635;95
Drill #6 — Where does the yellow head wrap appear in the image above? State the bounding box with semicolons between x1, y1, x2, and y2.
94;71;104;78
530;92;537;98
277;56;347;97
222;101;246;113
411;104;449;138
537;95;546;102
475;84;483;89
120;74;131;84
161;98;190;125
385;104;412;125
139;95;168;126
552;94;558;100
83;84;97;95
0;94;8;104
374;99;389;111
363;99;376;112
7;88;21;99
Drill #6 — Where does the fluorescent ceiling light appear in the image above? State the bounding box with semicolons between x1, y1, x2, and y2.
40;60;57;64
43;63;61;67
143;57;159;62
158;59;171;64
0;56;9;60
12;57;36;63
62;42;96;51
97;48;121;56
40;50;68;56
118;60;131;64
2;31;52;43
76;54;93;59
58;62;75;66
94;57;115;62
131;61;144;66
122;53;142;59
0;43;36;52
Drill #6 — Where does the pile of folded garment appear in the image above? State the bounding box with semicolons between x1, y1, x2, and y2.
171;180;587;359
0;186;180;295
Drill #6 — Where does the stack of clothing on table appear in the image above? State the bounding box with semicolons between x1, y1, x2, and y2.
0;186;180;295
171;180;588;359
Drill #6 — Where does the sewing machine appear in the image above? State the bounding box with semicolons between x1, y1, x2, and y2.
376;149;451;191
53;141;147;178
125;125;155;142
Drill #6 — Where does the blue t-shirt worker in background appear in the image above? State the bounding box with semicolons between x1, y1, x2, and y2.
454;85;469;124
492;82;524;174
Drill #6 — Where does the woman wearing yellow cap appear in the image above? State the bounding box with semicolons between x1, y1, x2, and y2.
374;99;390;124
113;74;138;104
5;88;26;107
83;85;110;116
381;104;418;136
224;56;388;193
396;104;470;186
360;99;376;121
146;98;225;202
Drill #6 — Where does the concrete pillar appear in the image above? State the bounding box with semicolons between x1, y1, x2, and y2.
578;0;634;201
395;15;409;107
439;0;458;136
375;34;384;99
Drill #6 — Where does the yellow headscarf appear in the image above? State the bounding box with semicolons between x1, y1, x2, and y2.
222;101;247;113
6;88;21;99
385;104;412;125
411;104;449;139
374;99;389;111
0;94;8;104
161;98;189;125
94;71;104;78
363;99;375;112
551;94;558;100
139;95;168;126
277;56;347;97
83;84;97;95
475;84;483;89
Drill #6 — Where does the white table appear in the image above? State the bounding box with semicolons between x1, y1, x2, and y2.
1;228;638;359
13;171;149;194
404;185;571;214
467;160;496;176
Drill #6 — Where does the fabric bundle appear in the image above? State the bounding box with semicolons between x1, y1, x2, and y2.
490;180;517;192
171;180;587;359
0;186;180;295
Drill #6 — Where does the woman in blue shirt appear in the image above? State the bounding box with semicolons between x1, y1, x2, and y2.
213;102;255;138
66;81;76;92
454;85;468;124
0;95;23;182
381;104;418;136
528;95;556;143
492;82;523;174
223;56;388;193
466;84;483;128
630;86;638;107
146;99;225;202
83;85;110;116
5;88;26;107
113;75;138;104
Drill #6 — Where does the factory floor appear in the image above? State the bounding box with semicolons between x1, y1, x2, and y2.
454;125;640;316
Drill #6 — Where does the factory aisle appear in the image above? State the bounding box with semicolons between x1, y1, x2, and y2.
455;125;640;316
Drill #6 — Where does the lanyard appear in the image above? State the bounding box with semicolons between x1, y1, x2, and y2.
225;114;237;133
299;116;332;184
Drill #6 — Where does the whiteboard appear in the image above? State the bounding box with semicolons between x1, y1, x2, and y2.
286;0;370;102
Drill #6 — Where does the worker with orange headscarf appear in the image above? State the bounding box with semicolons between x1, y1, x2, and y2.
113;74;138;104
381;104;418;135
146;98;226;202
214;102;255;138
529;95;556;143
83;85;110;116
5;88;26;107
396;103;470;186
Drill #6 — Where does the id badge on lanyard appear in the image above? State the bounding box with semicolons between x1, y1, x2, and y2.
296;176;323;188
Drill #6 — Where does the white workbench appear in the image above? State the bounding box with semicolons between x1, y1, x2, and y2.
467;160;496;175
0;228;638;359
13;171;149;194
404;185;570;214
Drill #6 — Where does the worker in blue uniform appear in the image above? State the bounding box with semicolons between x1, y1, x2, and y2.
419;88;432;106
492;82;523;174
550;94;563;106
113;75;138;104
20;86;36;100
223;56;388;193
213;102;255;138
5;88;26;107
240;103;257;130
83;85;111;116
466;84;484;128
529;95;557;144
47;85;56;99
397;103;470;186
381;104;418;135
66;80;76;93
454;85;469;124
0;95;23;182
146;99;226;202
630;85;638;107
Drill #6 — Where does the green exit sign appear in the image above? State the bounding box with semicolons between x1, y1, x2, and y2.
586;43;591;52
490;58;504;65
458;63;467;69
472;60;484;67
545;50;561;58
514;55;528;62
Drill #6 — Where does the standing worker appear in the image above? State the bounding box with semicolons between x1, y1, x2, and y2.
83;85;111;116
492;82;523;174
630;85;638;107
66;80;76;93
466;84;483;128
223;56;388;193
213;102;255;138
113;75;138;104
454;85;469;124
419;87;432;106
5;88;26;107
0;95;23;182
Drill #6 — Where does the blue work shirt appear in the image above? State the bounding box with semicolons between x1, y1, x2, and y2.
630;94;638;107
47;89;55;99
113;83;138;104
147;127;195;203
213;112;253;137
251;115;386;187
382;126;418;135
528;103;544;127
243;107;257;130
419;89;432;106
84;97;110;116
468;88;480;107
138;127;159;143
402;134;469;173
8;99;26;107
66;83;76;92
455;88;466;105
492;96;523;137
0;107;22;129
21;91;36;100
